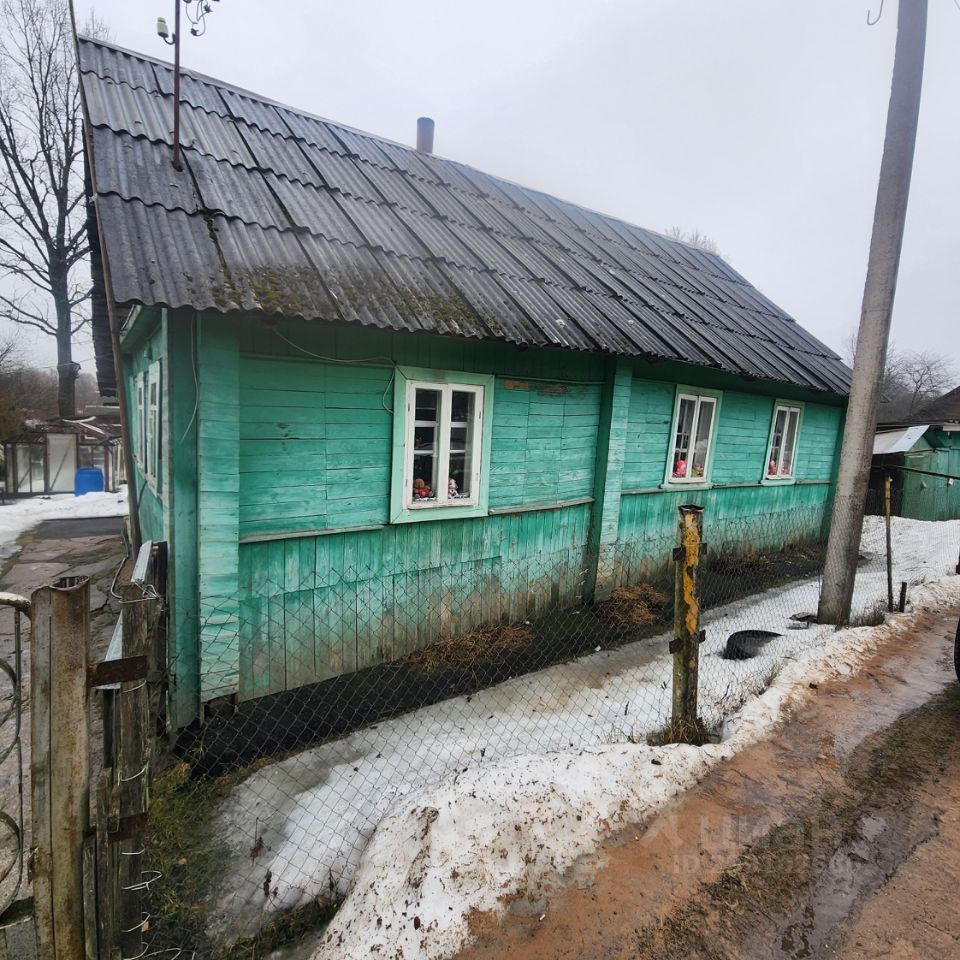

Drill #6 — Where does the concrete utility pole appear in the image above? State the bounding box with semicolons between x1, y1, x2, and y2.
819;0;927;624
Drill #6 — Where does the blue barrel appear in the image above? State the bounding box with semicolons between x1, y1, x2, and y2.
75;467;104;496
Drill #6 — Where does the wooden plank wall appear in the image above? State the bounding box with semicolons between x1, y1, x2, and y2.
613;373;843;586
197;318;241;701
165;311;200;726
179;317;848;710
236;505;592;700
237;357;603;539
238;358;391;538
901;437;960;521
488;378;601;507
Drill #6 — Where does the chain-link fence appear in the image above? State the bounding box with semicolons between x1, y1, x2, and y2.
119;491;958;957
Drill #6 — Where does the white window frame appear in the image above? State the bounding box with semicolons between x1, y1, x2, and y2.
666;390;719;484
145;361;161;488
765;402;802;481
135;373;147;466
403;379;483;510
390;367;494;524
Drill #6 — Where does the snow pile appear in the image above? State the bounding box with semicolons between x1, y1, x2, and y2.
316;576;960;960
0;489;128;560
319;743;714;959
203;516;960;946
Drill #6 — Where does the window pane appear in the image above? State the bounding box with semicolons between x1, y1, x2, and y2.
768;408;787;476
16;444;33;492
411;388;440;501
672;398;696;478
448;390;475;498
691;401;714;477
415;389;438;422
781;409;799;476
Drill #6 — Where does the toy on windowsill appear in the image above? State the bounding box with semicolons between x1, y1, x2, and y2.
413;478;432;499
673;458;687;478
448;478;460;499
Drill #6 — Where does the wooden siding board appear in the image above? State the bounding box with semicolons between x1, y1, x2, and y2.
586;358;632;601
197;316;241;701
172;318;847;713
164;310;201;726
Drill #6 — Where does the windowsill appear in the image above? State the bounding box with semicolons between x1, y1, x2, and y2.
407;499;479;510
660;481;714;492
390;500;489;524
760;476;797;486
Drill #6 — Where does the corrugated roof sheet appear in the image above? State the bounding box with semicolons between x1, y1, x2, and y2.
873;425;930;455
79;37;851;397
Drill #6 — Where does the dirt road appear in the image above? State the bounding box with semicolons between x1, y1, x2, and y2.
457;606;960;960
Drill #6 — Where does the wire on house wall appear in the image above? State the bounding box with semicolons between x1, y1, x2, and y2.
179;316;200;444
269;327;398;412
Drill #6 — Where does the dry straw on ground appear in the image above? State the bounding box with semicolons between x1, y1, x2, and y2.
597;583;669;628
408;623;536;671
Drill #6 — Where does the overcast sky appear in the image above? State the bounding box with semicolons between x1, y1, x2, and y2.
33;0;959;381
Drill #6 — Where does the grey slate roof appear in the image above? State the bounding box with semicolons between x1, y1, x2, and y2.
79;38;851;397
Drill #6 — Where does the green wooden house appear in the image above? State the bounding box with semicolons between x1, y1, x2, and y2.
872;386;960;521
79;39;851;727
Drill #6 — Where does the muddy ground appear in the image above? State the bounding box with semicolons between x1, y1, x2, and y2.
457;606;960;960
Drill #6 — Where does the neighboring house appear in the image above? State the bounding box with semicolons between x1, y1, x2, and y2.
872;385;960;521
78;38;851;727
3;416;123;496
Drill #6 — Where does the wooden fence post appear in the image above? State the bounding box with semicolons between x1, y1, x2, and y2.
30;576;91;960
116;582;155;960
669;505;706;744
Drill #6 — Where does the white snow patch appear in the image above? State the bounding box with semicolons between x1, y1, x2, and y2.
0;488;128;560
315;576;960;960
203;515;960;949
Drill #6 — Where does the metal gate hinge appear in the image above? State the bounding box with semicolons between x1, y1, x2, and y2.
87;656;147;687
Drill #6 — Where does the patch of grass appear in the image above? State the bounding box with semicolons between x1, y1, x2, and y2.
848;600;887;628
597;582;670;629
646;715;713;747
143;761;243;951
217;898;338;960
407;622;536;671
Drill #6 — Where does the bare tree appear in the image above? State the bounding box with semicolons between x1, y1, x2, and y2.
897;349;955;416
842;332;955;419
0;0;105;416
0;333;24;439
665;225;722;257
0;334;60;437
842;332;906;409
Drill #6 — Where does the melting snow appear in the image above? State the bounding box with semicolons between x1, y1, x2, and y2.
0;488;128;561
202;516;960;956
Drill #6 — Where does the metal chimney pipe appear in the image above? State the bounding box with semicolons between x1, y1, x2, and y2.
416;116;435;154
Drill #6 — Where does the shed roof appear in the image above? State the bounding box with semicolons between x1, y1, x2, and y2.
872;424;930;456
911;385;960;424
79;38;851;398
5;416;122;445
